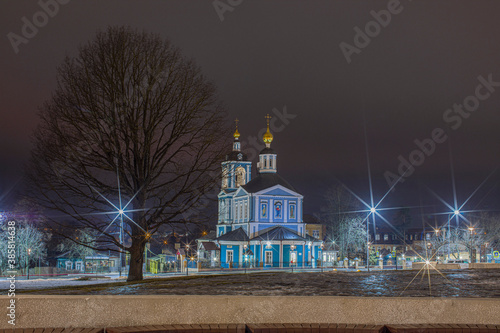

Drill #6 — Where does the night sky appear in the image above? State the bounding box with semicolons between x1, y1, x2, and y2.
1;0;500;222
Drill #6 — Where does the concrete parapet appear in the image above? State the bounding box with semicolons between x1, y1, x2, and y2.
1;295;500;328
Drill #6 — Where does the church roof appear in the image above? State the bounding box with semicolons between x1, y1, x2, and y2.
251;226;308;241
242;173;297;193
216;227;249;242
225;151;248;161
260;147;276;154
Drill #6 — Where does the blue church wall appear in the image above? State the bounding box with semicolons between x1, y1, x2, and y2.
217;225;233;237
220;244;240;268
252;244;260;263
263;188;295;196
262;244;280;267
283;245;290;267
256;223;299;234
256;197;300;223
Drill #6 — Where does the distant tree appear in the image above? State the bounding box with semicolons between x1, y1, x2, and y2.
0;199;49;274
369;247;378;265
465;212;500;259
0;222;48;274
322;185;366;259
27;26;229;281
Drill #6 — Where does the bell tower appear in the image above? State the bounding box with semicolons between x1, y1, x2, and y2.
258;114;277;174
221;119;252;189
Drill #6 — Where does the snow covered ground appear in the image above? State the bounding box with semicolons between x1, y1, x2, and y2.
3;269;500;297
0;275;126;290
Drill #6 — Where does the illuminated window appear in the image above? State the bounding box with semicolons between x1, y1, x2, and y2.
265;251;273;265
235;167;246;187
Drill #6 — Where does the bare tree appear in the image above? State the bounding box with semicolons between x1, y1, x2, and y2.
321;184;366;259
27;26;229;281
0;222;48;274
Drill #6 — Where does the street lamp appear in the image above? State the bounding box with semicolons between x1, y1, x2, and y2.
27;248;31;280
468;227;474;263
367;207;376;272
118;209;124;277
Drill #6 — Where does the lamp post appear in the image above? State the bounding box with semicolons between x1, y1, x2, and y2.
367;207;376;272
118;209;124;277
185;244;190;276
27;248;31;280
468;227;474;264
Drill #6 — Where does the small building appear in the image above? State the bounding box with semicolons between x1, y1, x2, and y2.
56;251;120;273
198;241;220;267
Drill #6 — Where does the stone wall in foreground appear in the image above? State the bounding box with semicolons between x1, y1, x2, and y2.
1;296;500;328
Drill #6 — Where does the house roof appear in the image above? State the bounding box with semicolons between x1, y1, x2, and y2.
198;230;217;241
242;173;297;193
216;227;249;241
201;241;220;251
251;226;311;242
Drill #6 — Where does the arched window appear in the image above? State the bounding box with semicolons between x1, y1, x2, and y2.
235;167;246;187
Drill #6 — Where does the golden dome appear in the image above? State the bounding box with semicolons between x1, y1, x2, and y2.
233;118;240;139
263;114;273;145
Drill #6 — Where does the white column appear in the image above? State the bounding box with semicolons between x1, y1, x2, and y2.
239;245;243;264
298;198;302;222
279;241;283;268
270;199;274;222
302;243;305;266
255;195;259;221
284;200;288;223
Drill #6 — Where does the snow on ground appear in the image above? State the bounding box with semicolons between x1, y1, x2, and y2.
3;269;500;297
0;276;127;290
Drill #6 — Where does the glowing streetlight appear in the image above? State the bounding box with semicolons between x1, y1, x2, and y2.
454;210;460;216
370;207;376;214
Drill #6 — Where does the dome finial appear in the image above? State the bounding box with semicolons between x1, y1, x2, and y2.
233;118;240;139
263;114;273;147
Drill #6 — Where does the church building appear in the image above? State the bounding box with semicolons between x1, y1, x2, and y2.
198;115;322;268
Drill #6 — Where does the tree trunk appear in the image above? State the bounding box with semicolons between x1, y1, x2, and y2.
127;237;145;281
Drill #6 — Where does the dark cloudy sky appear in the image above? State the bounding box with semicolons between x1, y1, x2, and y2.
1;0;500;222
